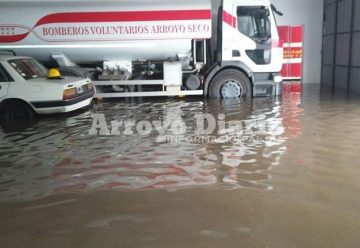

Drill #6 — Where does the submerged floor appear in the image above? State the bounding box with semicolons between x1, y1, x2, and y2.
1;84;360;247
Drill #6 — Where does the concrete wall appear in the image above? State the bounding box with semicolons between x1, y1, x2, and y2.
211;0;324;84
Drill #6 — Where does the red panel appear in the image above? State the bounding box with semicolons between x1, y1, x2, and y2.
277;26;290;43
281;64;289;77
290;26;304;43
278;25;304;79
289;63;302;78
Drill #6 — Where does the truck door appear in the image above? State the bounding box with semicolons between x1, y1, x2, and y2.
0;63;11;99
222;1;282;73
236;6;272;64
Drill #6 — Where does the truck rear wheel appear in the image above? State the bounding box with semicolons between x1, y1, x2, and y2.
209;69;251;98
0;101;35;120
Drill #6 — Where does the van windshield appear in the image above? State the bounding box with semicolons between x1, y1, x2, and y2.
237;6;271;42
8;59;47;80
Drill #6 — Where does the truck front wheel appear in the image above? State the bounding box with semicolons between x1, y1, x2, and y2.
209;69;251;98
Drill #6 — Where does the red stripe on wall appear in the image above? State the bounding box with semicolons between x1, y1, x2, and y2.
35;10;212;26
223;11;236;28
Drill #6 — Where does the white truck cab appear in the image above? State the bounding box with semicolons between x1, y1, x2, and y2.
205;0;283;98
0;55;95;118
221;0;282;71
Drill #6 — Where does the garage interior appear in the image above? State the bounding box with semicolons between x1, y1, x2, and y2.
2;0;360;248
322;0;360;93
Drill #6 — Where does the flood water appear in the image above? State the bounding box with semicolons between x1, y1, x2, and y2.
1;84;360;247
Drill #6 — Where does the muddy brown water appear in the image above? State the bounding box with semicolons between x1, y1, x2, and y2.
1;85;360;248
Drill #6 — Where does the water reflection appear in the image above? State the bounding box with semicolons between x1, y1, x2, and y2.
0;94;303;201
0;116;38;134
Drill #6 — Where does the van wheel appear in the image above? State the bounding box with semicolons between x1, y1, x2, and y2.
0;101;35;120
209;69;251;98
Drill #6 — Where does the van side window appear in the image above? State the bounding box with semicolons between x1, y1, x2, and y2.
0;64;13;82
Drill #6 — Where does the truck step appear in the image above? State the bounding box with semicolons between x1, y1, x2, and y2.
94;80;164;86
253;81;279;97
95;90;204;98
254;80;276;86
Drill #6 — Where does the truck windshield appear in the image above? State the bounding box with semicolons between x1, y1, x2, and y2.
8;59;47;80
237;6;271;42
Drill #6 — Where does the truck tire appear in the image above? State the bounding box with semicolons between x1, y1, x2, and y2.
209;69;251;98
0;101;35;120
